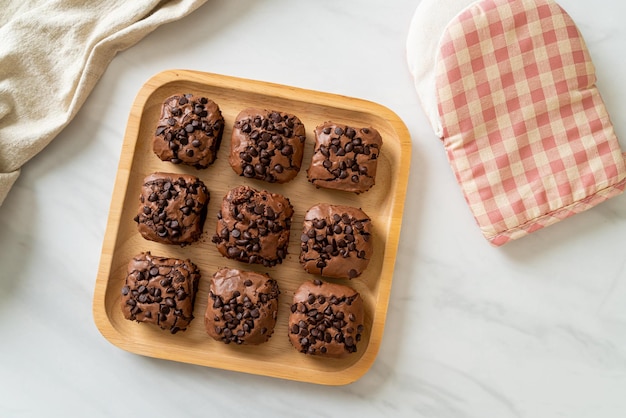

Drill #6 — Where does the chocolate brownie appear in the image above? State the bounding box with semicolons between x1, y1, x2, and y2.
289;279;365;357
307;122;382;193
229;108;306;183
134;172;209;245
205;267;280;345
212;185;294;267
300;203;373;279
153;94;224;168
121;252;200;334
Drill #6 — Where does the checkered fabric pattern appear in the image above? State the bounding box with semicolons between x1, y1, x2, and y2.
435;0;626;246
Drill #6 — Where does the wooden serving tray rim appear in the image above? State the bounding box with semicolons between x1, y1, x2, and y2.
93;69;412;385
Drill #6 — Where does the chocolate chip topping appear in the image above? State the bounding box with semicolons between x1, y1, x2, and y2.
134;172;209;245
205;268;280;345
307;121;382;193
288;280;364;357
153;94;225;169
300;203;372;279
212;185;294;267
229;108;306;183
120;252;200;334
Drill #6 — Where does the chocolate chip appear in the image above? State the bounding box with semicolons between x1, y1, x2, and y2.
227;247;241;258
281;145;293;156
243;165;255;177
314;219;326;229
176;289;187;300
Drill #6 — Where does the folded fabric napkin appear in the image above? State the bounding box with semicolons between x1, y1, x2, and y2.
407;0;626;246
0;0;207;206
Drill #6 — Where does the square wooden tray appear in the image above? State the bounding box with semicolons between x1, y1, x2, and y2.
93;70;411;385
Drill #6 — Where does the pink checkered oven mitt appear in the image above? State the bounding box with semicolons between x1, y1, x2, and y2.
430;0;626;246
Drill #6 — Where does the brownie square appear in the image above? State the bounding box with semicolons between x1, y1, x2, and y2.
307;122;382;193
153;94;224;169
205;267;280;345
121;252;200;334
212;185;294;267
289;279;364;357
229;108;306;183
134;172;209;245
300;203;372;279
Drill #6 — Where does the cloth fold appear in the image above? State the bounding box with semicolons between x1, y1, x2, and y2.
0;0;208;205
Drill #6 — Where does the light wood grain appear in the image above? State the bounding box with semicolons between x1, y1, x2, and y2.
93;70;412;385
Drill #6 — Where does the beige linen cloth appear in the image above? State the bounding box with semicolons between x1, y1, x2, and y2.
0;0;207;205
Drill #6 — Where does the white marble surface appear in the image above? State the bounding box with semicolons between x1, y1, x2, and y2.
1;0;625;416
